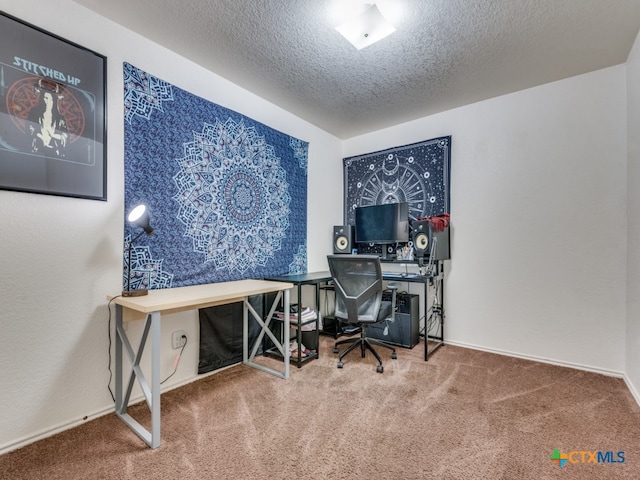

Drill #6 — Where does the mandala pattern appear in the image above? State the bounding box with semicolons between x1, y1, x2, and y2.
290;137;308;170
124;63;307;288
288;245;308;274
173;119;292;274
123;62;174;124
122;235;174;290
343;136;451;226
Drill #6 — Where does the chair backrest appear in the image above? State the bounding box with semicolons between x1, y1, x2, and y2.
327;255;384;324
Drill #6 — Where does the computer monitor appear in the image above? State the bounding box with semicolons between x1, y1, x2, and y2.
354;202;409;244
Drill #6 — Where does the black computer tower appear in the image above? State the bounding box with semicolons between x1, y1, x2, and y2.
364;293;420;348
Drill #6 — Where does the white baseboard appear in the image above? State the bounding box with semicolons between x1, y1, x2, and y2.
0;365;233;456
444;339;625;378
623;374;640;407
445;340;640;410
0;405;115;456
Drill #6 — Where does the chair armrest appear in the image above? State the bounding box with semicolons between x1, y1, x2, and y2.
384;283;398;322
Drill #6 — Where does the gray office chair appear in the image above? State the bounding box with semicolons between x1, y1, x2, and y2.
327;254;397;373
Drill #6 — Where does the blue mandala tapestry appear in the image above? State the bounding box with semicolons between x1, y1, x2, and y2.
123;62;308;289
343;136;451;225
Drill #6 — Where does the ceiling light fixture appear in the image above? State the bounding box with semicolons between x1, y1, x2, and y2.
335;3;396;50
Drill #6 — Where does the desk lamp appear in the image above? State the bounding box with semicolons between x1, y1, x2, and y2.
122;204;154;297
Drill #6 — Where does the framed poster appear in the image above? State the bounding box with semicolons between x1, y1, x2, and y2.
0;12;107;200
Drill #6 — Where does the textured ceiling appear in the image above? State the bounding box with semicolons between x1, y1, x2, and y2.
73;0;640;139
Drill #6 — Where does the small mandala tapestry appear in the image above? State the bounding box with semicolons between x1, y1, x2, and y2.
123;62;308;289
343;136;451;225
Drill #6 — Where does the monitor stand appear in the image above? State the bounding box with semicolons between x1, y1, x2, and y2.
380;243;395;260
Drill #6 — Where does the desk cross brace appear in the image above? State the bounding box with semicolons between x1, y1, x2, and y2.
243;290;290;379
115;308;161;448
114;288;290;449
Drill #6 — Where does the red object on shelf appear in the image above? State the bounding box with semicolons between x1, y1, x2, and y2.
417;213;450;232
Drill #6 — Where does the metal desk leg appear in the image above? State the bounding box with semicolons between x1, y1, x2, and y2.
284;289;290;378
293;283;320;366
315;282;321;358
425;264;445;361
424;281;429;361
114;307;161;448
295;284;302;367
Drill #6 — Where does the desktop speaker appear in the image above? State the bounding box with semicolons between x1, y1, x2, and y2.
411;220;431;255
411;221;451;260
333;225;354;254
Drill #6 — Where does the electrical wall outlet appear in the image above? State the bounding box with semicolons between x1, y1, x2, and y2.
172;330;186;349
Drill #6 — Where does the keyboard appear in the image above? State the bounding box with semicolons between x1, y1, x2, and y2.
382;272;422;280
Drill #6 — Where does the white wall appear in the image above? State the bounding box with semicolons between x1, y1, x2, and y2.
0;0;342;453
344;66;628;373
626;31;640;403
1;0;636;456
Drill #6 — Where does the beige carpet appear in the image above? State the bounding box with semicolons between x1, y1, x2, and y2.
1;336;639;480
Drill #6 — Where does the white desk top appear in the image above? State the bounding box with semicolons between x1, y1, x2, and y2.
108;279;294;316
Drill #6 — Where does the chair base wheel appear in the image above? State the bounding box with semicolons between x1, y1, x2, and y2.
376;365;384;373
391;352;397;360
337;361;344;368
333;347;339;354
